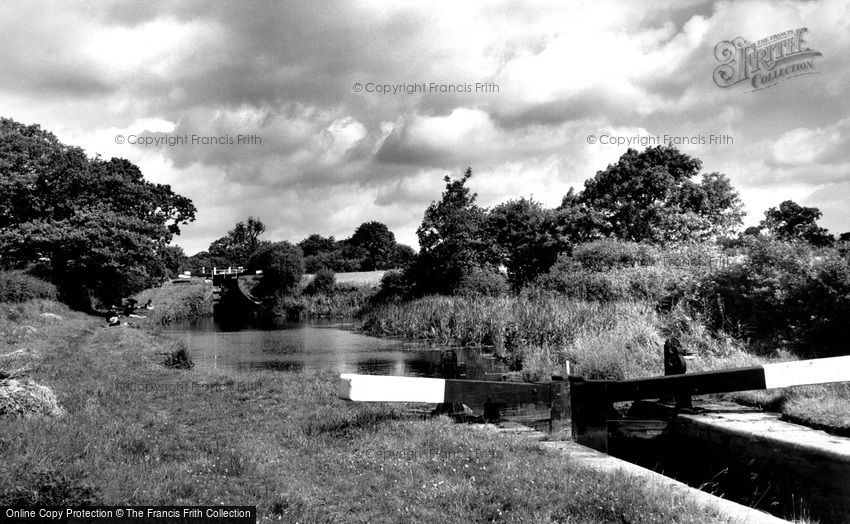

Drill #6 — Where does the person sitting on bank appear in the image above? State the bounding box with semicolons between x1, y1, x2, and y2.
122;298;138;317
105;308;121;327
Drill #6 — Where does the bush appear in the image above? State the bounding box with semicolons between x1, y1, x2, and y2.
161;341;194;370
656;242;727;269
370;269;414;304
571;240;659;271
698;236;850;356
454;267;510;297
0;271;58;303
304;267;336;295
794;256;850;354
287;286;374;318
248;241;304;297
536;254;694;306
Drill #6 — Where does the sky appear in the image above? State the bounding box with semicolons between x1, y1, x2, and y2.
1;0;849;255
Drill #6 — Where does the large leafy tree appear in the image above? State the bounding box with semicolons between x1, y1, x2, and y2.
415;168;497;294
248;241;304;296
347;221;397;271
207;216;269;268
298;228;412;273
576;146;744;243
487;198;558;289
183;251;231;276
758;200;834;247
392;243;416;268
298;234;342;273
161;245;187;278
298;234;337;258
0;118;196;307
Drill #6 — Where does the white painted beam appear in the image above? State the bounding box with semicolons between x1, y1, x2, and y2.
762;355;850;389
338;355;850;405
337;373;446;402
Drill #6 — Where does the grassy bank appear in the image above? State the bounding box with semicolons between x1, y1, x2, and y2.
275;286;375;319
0;300;735;522
361;294;850;433
133;280;214;325
240;273;378;319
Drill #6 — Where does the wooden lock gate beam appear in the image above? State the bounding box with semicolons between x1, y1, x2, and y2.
605;356;850;402
338;355;850;450
571;355;850;451
337;373;571;433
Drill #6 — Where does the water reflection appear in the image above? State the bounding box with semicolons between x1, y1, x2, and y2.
163;316;505;378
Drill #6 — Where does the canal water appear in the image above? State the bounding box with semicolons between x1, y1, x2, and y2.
163;316;505;379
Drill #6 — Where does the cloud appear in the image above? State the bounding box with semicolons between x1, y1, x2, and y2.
1;0;849;254
770;117;850;168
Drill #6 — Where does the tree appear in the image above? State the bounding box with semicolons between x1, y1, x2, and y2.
298;234;337;257
758;200;834;247
487;198;558;289
248;241;304;296
208;216;268;267
161;245;187;278
298;227;411;273
575;146;744;243
183;251;231;276
0;118;196;307
415;168;498;294
299;234;355;273
304;267;336;295
392;244;416;268
348;221;397;270
232;216;267;259
551;189;607;245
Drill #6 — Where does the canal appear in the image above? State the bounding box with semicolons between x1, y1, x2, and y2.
163;316;505;379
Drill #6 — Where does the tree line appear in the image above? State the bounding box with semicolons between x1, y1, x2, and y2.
405;147;846;296
182;219;415;276
2;116;846;314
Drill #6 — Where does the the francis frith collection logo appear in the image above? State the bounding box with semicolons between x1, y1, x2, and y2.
713;28;822;91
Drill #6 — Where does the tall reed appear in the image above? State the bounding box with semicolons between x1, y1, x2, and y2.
360;295;746;380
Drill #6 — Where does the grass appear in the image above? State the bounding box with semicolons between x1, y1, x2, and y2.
281;286;375;319
241;273;380;319
132;279;214;325
0;299;736;522
333;270;387;287
0;271;58;303
725;382;850;437
361;294;751;381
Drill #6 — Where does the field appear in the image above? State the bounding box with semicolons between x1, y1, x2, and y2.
301;270;387;288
